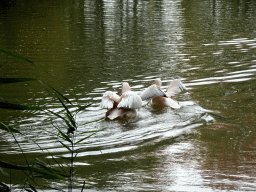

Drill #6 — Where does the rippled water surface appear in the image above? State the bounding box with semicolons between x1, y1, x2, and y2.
0;0;256;191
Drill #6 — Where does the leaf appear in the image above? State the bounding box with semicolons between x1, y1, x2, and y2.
0;160;29;170
0;160;64;179
65;112;77;129
0;48;35;64
55;95;76;128
33;162;66;178
52;124;72;143
25;189;34;192
50;86;73;106
75;103;92;113
80;118;103;126
47;110;72;129
12;177;28;186
0;102;41;110
58;140;72;153
79;130;101;135
81;181;86;192
51;89;76;126
34;159;48;169
0;121;21;133
0;167;10;178
28;184;38;192
76;132;97;144
0;78;36;84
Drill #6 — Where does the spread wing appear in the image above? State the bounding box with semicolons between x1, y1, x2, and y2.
165;79;186;97
164;98;181;109
117;91;142;109
139;84;166;101
100;91;121;109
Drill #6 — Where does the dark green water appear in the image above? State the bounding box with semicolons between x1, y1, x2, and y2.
0;0;256;191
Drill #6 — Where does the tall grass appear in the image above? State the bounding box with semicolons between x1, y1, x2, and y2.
0;48;101;191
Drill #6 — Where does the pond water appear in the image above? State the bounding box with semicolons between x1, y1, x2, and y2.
1;0;256;191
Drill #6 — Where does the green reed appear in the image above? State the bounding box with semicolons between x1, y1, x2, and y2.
0;48;101;191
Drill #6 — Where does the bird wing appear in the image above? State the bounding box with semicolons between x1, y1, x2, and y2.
165;79;186;97
100;91;121;109
117;91;142;109
140;84;167;101
164;98;181;109
121;82;131;94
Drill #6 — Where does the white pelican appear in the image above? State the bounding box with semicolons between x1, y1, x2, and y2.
100;82;166;120
150;78;186;108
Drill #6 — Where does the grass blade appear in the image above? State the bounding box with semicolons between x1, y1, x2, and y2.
25;189;33;192
0;161;63;179
0;167;10;178
0;48;35;64
47;110;72;130
58;140;72;153
0;102;41;110
53;124;72;143
0;121;21;133
49;87;77;127
79;130;101;135
0;78;36;84
54;94;76;128
80;118;103;126
28;184;38;192
81;181;85;192
76;132;97;145
75;103;92;113
50;86;73;106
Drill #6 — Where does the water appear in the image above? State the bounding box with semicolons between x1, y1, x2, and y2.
0;0;256;191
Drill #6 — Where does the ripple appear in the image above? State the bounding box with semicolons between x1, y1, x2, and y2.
186;66;255;87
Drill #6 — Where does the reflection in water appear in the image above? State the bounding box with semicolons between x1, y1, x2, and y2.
0;0;256;191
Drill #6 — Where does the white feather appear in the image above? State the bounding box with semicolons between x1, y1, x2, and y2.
166;79;187;97
100;97;114;109
164;98;181;109
140;84;166;101
117;91;142;109
100;91;120;109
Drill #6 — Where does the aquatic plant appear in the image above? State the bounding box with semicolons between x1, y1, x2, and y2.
0;48;101;191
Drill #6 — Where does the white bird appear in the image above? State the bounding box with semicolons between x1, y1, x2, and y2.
150;78;186;108
100;82;166;120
